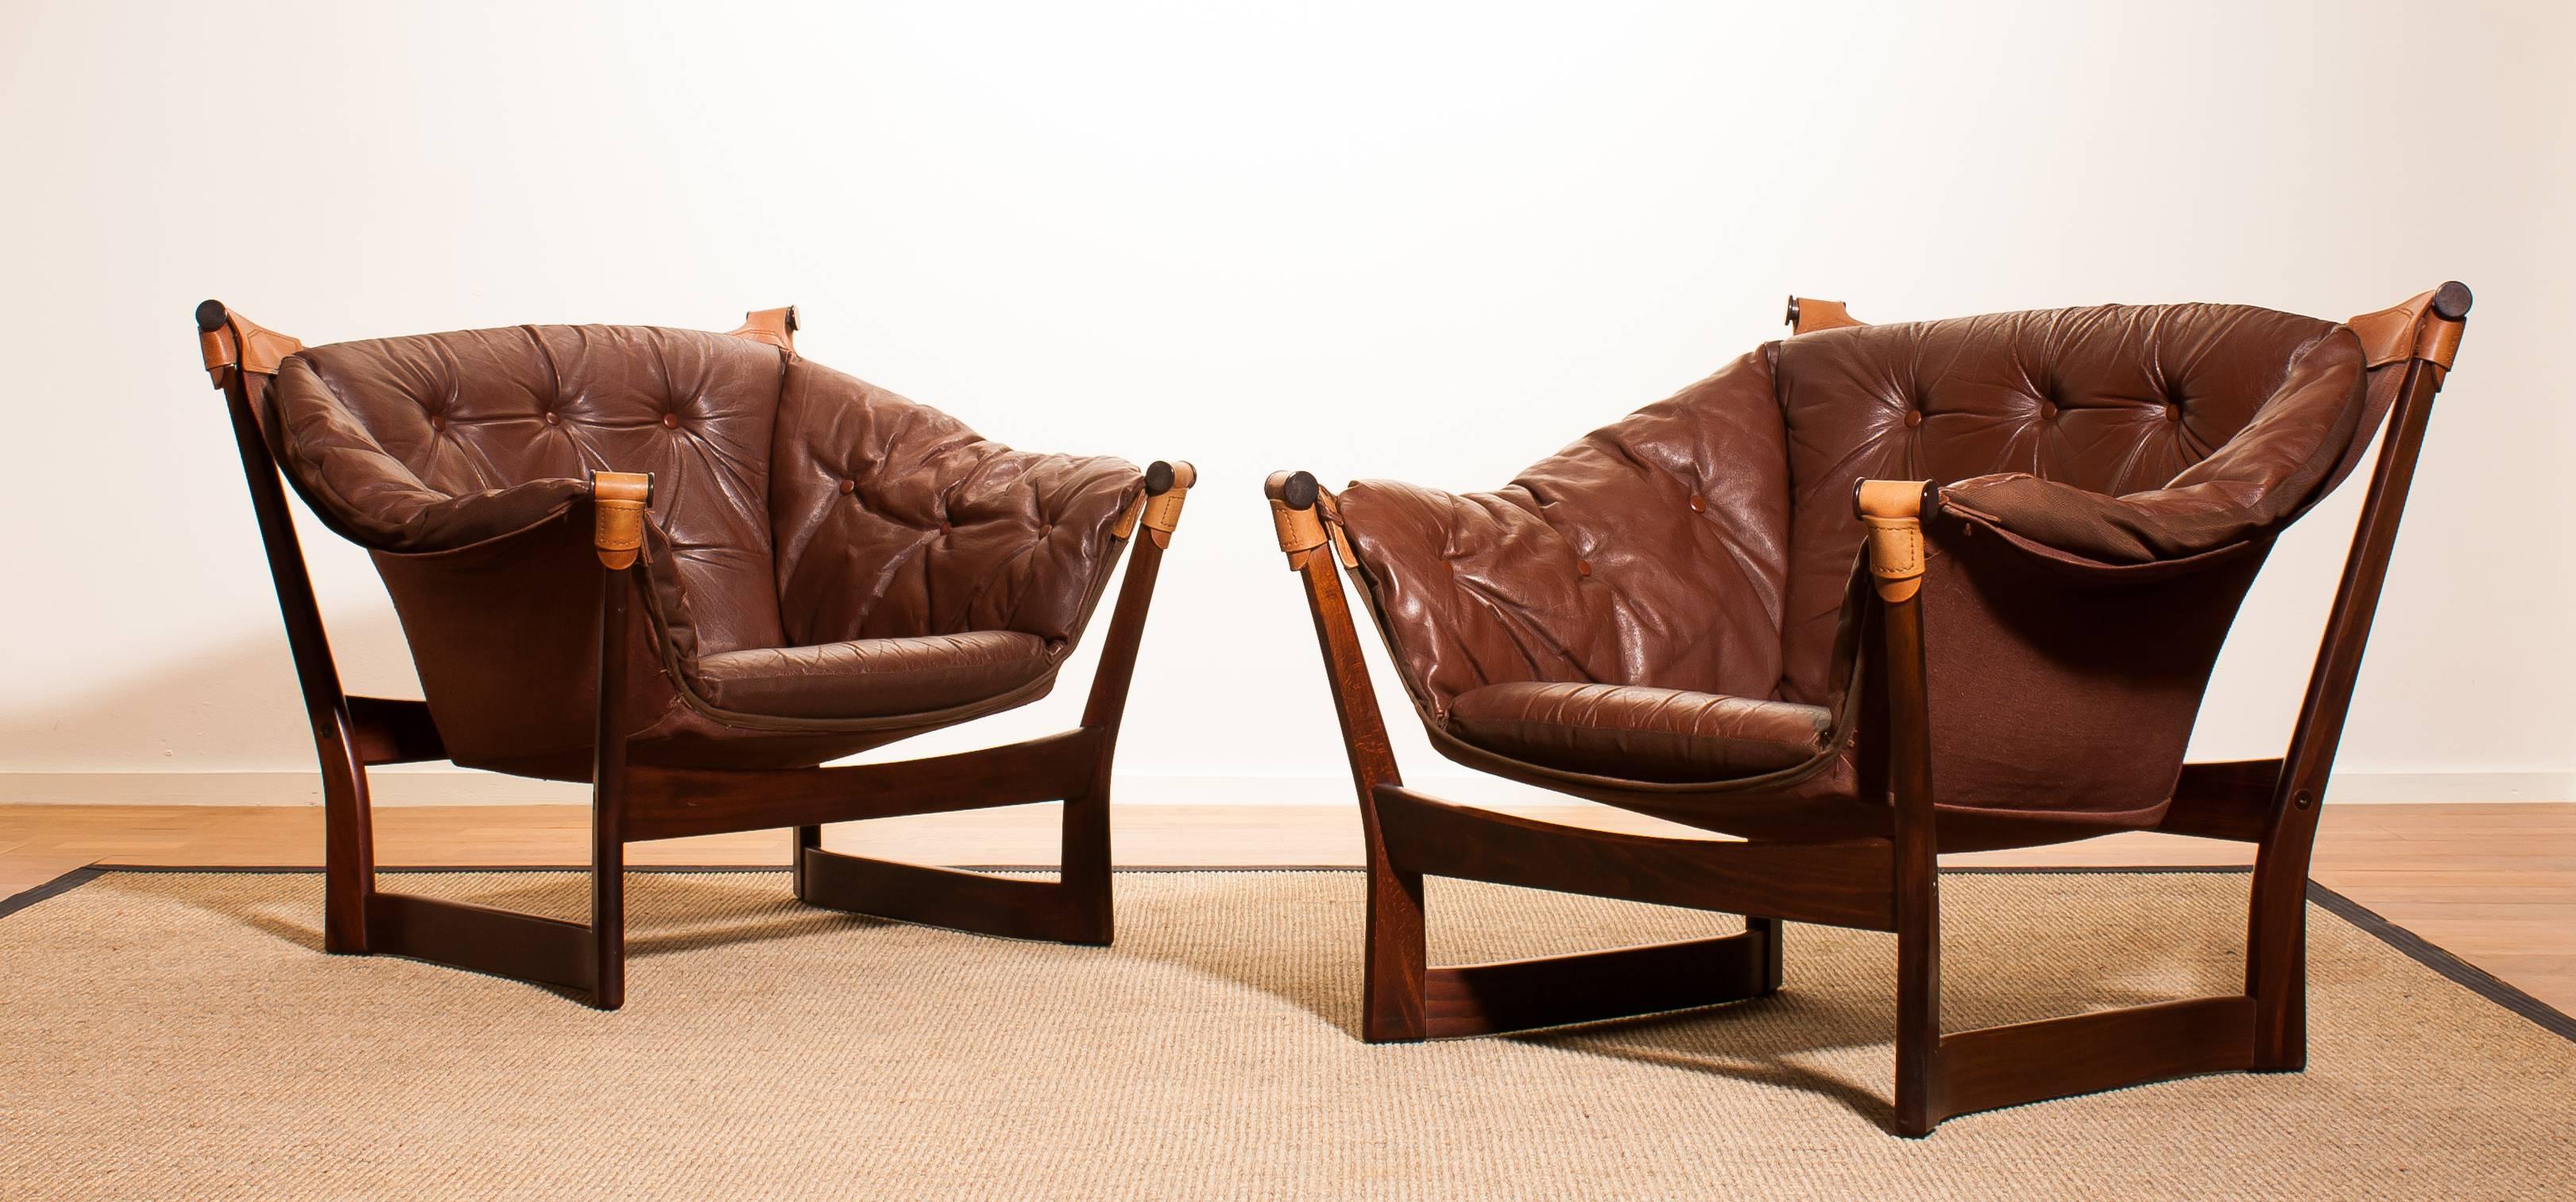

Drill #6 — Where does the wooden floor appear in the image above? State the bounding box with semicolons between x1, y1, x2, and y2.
5;801;2571;1015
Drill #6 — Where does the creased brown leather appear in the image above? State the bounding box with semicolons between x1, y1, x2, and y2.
766;360;1143;650
264;320;1144;775
1332;300;2392;829
1336;349;1793;721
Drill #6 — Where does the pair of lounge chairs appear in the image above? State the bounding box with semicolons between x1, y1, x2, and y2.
195;282;2470;1134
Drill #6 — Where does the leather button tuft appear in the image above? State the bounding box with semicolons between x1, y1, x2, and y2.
837;478;856;495
1576;558;1592;577
429;415;445;431
1904;410;1923;428
1688;495;1706;513
2039;401;2058;419
2164;403;2183;422
543;412;560;426
662;413;680;430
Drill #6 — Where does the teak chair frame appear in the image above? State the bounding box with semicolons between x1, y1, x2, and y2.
196;300;1193;1010
1262;284;2471;1134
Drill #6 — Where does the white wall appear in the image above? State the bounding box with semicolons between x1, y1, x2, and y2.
2;1;2568;805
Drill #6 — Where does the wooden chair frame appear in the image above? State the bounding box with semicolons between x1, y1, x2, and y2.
1261;284;2470;1134
196;300;1192;1010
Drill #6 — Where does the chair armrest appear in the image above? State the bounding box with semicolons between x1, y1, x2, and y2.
366;485;693;775
1930;325;2374;567
1855;476;2270;823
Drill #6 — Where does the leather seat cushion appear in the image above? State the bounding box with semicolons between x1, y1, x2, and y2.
690;631;1054;721
1446;682;1832;784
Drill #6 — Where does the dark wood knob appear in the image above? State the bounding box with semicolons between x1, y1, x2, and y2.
1282;470;1320;511
2432;281;2473;322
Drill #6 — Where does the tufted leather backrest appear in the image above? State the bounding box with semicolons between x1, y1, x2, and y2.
1336;350;1793;721
766;360;1147;649
272;325;790;654
1768;304;2349;701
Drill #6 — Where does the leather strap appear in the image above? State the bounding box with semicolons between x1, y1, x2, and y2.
1139;461;1193;549
1855;479;1928;602
590;472;653;570
1787;296;1866;336
1271;500;1327;559
1267;469;1330;568
725;307;799;352
2346;289;2465;369
1316;493;1359;569
198;305;304;384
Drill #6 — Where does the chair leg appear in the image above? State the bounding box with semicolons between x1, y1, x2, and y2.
1869;481;1947;1136
317;717;377;955
1059;785;1116;945
2247;819;2318;1070
1891;852;1944;1138
586;752;628;1011
589;821;627;1012
791;825;820;896
1360;851;1430;1042
1748;915;1786;995
586;552;633;1011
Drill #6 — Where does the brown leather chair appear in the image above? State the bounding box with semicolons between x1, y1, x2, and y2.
197;301;1191;1008
1263;284;2472;1134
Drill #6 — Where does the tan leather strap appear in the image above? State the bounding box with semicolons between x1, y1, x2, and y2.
590;472;653;570
196;303;304;384
1266;470;1331;569
2346;287;2468;369
1855;479;1928;602
1316;493;1359;569
1786;296;1865;336
1112;496;1147;540
1271;500;1327;558
725;307;799;352
1139;461;1193;549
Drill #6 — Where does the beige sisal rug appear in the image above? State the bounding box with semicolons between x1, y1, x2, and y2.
2;868;2570;1199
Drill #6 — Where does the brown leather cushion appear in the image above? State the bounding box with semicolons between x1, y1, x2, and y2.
690;631;1053;721
1446;682;1831;784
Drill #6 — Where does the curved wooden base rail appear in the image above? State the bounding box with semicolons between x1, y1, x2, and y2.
199;300;1189;1009
1259;281;2466;1136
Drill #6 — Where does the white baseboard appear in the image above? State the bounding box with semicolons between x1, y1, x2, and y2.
0;769;2566;807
